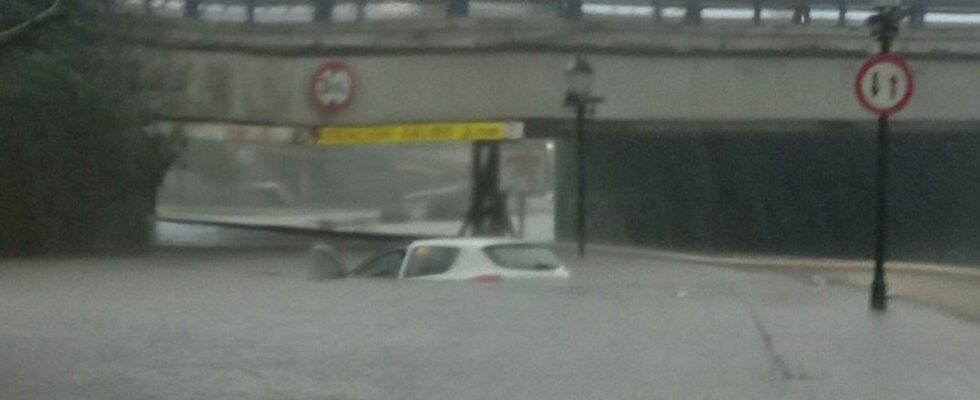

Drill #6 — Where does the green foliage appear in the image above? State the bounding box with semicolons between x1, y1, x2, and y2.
0;3;183;256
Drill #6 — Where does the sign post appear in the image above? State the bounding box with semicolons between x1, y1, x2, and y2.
859;7;913;312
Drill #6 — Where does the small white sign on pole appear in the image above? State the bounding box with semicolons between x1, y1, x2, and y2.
500;143;547;195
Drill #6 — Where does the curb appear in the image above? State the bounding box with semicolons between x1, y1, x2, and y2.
553;242;980;278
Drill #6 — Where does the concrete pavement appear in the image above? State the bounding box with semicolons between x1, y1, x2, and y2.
579;243;980;322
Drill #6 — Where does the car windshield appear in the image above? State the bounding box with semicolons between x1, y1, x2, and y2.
351;249;405;278
483;244;561;270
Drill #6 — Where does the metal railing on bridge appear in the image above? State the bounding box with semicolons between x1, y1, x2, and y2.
90;0;980;28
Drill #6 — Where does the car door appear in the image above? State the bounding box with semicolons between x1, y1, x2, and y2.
401;245;461;279
349;249;406;279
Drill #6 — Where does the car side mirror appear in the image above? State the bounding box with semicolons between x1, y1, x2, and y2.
308;243;347;280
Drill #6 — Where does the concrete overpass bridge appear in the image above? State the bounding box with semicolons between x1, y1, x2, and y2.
93;1;980;265
111;1;980;126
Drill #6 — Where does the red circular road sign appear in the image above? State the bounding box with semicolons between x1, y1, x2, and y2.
854;54;914;116
310;61;356;113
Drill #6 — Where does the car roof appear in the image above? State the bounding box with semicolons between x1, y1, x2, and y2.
409;237;536;249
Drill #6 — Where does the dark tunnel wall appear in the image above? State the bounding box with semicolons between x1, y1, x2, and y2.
554;123;980;265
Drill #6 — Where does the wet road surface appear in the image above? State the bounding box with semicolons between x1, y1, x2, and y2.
1;227;978;400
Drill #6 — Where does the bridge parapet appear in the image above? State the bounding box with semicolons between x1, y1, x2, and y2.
114;15;980;58
94;0;980;29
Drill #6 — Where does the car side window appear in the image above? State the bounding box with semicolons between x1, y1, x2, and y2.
483;244;561;271
403;246;460;278
351;249;406;278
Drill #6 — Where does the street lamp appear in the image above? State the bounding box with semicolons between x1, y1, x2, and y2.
866;3;907;312
564;56;603;258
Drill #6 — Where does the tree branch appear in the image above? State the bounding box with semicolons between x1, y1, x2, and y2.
0;0;66;46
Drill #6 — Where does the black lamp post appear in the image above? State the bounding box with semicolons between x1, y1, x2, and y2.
866;3;906;312
564;56;602;258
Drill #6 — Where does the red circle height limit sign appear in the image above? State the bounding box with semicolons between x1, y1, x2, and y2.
310;61;356;113
855;54;914;117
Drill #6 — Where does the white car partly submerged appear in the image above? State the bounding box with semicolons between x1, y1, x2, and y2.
315;238;570;281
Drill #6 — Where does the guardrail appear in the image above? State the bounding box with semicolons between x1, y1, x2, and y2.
89;0;980;28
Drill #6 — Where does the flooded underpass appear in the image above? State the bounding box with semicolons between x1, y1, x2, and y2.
2;223;979;399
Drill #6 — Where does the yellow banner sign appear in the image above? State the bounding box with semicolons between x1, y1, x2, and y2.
315;122;524;145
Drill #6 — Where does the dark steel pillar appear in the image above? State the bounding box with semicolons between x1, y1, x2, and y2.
459;141;515;237
574;100;587;258
447;0;469;17
792;4;811;25
871;113;890;311
184;0;200;19
838;0;847;26
355;0;366;22
245;0;255;23
868;7;900;312
313;0;334;22
909;0;926;29
683;1;702;25
560;0;583;20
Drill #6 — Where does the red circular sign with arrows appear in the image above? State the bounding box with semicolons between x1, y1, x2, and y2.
854;54;914;116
